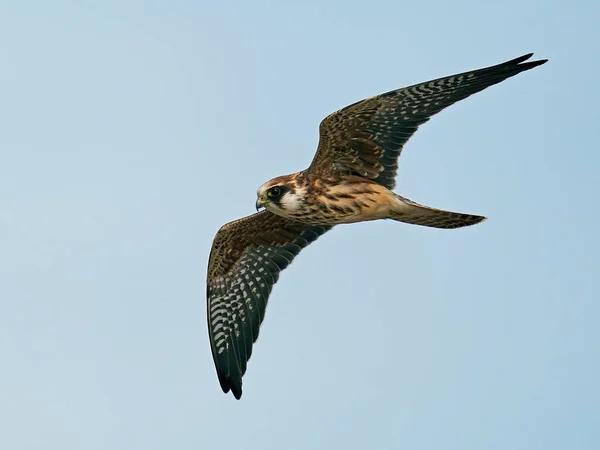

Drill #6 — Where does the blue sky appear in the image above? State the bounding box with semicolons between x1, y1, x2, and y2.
1;1;598;449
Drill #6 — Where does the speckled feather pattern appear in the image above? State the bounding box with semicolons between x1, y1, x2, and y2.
207;212;330;398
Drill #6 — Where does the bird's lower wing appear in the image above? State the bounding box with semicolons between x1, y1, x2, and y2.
207;211;331;399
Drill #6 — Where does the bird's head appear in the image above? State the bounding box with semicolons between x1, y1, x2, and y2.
256;174;306;217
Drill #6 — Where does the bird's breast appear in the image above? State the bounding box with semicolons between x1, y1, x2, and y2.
284;178;397;225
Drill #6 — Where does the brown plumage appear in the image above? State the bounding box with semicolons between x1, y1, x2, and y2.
207;53;547;399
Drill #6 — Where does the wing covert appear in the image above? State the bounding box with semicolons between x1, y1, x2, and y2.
207;211;331;399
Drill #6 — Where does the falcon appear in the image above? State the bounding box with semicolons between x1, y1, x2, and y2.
207;53;547;399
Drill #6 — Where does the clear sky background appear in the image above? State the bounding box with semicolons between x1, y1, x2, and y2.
1;1;598;449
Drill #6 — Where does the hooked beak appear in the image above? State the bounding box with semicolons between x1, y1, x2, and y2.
255;196;267;211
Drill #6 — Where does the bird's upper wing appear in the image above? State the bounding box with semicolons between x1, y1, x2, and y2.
207;211;331;399
308;53;547;189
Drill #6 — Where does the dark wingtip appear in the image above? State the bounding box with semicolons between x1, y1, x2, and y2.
218;373;243;399
509;53;534;64
231;384;242;400
505;53;548;71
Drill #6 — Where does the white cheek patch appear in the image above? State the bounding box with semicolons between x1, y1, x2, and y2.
280;192;303;211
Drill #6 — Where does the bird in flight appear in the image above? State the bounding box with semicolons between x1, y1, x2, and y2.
207;53;547;399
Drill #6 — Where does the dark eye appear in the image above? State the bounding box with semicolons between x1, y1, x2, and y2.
268;186;282;198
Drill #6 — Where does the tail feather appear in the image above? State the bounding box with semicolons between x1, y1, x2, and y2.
390;195;486;229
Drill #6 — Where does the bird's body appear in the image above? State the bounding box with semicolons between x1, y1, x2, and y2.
206;54;547;399
258;172;397;225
